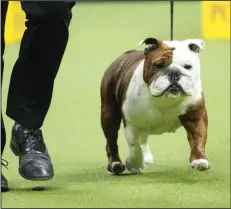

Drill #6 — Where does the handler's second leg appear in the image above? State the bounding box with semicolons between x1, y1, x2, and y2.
6;2;75;181
1;1;9;190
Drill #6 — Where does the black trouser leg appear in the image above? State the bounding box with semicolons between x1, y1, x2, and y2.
1;1;9;155
6;1;75;130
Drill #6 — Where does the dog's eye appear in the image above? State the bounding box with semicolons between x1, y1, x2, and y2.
154;61;165;70
184;64;192;70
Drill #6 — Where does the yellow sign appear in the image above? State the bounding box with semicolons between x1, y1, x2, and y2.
5;1;26;44
201;1;230;40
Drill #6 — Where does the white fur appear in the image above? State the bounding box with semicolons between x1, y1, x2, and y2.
191;159;209;171
122;39;205;174
124;125;143;172
140;134;153;165
138;39;145;46
130;168;143;174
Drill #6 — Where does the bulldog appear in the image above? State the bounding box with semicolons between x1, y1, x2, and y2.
100;37;209;175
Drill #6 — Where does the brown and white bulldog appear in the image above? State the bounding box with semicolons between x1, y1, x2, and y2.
100;37;209;175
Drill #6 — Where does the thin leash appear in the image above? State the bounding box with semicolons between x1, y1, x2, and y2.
170;0;174;41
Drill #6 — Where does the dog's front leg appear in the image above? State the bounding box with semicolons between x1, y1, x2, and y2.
179;106;210;171
124;124;144;174
140;134;154;165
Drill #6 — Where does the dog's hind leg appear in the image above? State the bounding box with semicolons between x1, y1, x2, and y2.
100;93;125;175
140;134;154;165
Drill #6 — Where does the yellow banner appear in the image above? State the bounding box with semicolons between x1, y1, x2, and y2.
5;2;26;44
201;1;230;40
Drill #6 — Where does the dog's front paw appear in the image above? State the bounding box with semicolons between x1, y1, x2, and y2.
107;161;125;175
126;157;144;175
130;168;143;174
191;159;210;171
143;153;154;165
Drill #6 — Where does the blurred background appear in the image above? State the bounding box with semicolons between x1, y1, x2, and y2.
2;1;230;208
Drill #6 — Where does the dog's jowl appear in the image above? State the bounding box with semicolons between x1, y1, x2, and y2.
100;37;209;175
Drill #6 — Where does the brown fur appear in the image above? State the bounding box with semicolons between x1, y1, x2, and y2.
179;94;208;163
143;40;174;85
100;50;144;173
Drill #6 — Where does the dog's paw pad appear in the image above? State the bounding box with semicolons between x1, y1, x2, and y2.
107;161;125;175
130;168;143;175
144;154;154;165
191;159;210;171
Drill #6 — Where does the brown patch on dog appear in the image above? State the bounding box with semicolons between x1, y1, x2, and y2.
100;50;144;174
100;39;175;174
143;40;174;85
179;93;208;163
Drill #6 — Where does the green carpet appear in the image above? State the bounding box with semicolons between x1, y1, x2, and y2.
2;2;230;208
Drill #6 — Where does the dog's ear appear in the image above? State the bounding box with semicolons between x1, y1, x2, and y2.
138;38;160;55
183;39;205;53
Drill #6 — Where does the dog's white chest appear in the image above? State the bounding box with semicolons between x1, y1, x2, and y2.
123;95;182;135
122;61;182;135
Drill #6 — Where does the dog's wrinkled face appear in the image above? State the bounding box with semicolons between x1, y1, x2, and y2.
139;38;205;99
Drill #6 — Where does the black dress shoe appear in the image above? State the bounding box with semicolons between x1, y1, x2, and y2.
10;125;54;181
1;159;9;192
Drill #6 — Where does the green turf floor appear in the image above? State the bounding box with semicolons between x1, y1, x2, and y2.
1;2;230;208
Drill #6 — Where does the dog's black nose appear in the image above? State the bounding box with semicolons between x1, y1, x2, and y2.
168;70;181;82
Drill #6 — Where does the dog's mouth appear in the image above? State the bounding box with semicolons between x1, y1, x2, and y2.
165;84;184;94
154;84;186;97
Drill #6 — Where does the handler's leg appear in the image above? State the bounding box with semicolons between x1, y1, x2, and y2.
1;1;9;191
7;1;75;180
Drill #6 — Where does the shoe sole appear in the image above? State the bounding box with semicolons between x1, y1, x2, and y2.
10;140;54;181
19;170;54;181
